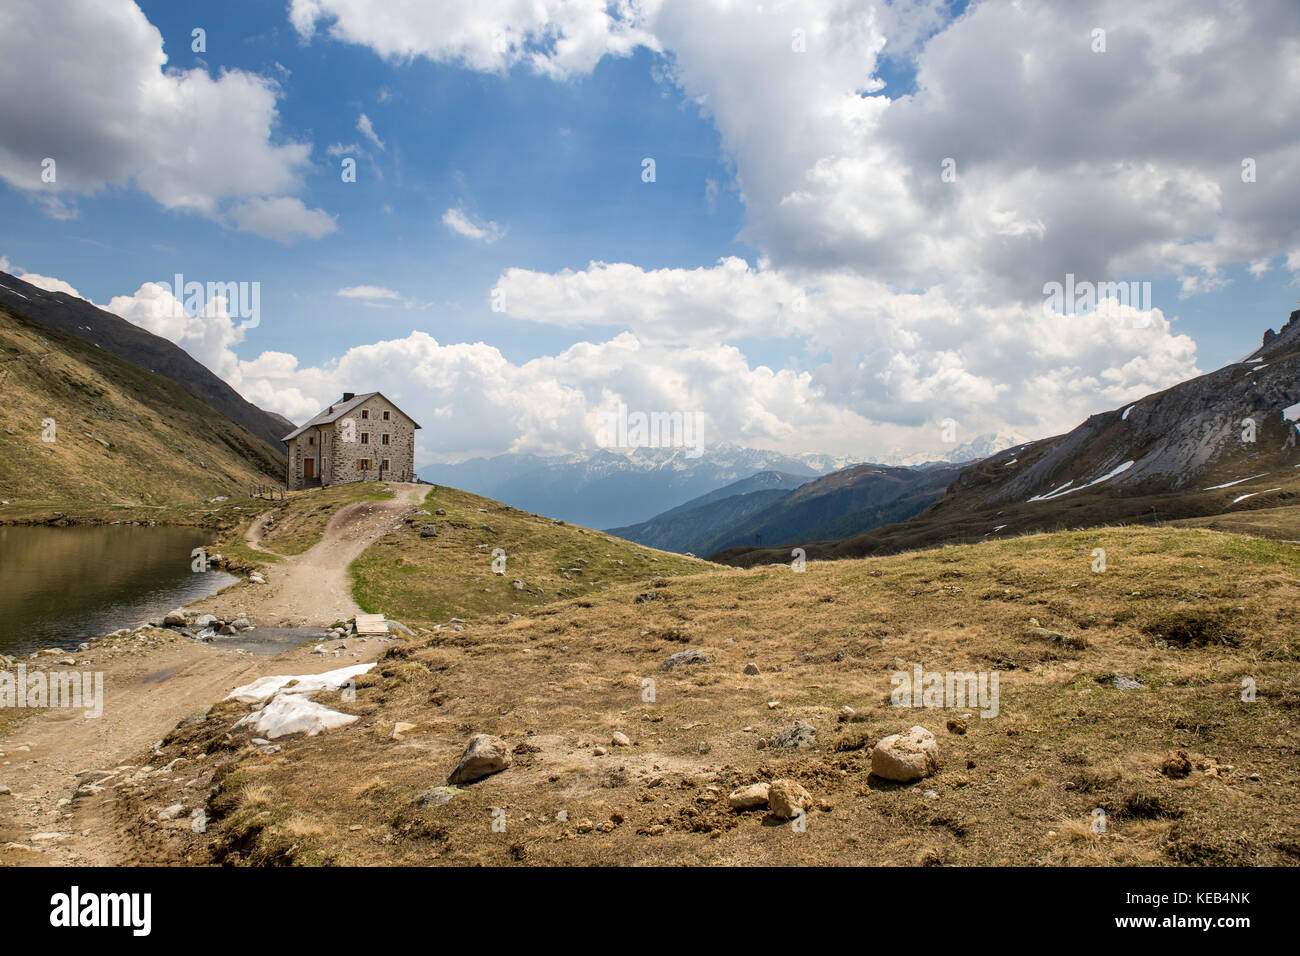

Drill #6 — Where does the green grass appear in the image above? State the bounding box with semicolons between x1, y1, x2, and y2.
349;486;711;622
257;483;396;556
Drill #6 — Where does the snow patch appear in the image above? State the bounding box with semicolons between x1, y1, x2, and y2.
236;694;359;739
1231;488;1281;505
1027;461;1134;502
226;663;376;704
1203;473;1266;491
1121;404;1135;421
1283;402;1300;424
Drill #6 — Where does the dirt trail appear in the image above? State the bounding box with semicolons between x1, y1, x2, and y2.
0;483;424;865
191;482;425;626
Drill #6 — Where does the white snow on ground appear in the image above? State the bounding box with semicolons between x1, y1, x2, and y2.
0;284;29;300
1004;458;1017;466
1027;461;1134;502
1283;402;1300;424
1247;358;1263;363
1253;365;1269;371
226;663;377;739
1231;488;1281;505
226;663;376;704
1121;405;1135;420
236;694;359;738
1203;473;1267;490
985;524;1007;536
1028;480;1073;502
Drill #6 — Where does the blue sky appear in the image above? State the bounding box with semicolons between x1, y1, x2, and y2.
2;0;1298;465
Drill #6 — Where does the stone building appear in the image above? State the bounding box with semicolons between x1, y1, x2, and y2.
281;392;420;490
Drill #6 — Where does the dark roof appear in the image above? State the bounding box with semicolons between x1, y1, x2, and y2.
280;392;421;443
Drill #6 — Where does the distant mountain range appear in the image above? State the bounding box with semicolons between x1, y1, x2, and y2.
609;463;963;556
0;270;292;454
419;434;1025;531
420;444;844;529
716;309;1300;566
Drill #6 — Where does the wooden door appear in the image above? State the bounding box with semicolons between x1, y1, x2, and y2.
304;458;315;479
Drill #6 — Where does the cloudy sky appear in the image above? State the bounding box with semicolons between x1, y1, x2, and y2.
2;0;1298;465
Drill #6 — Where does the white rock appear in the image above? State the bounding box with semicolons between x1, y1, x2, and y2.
448;734;511;784
727;783;770;810
870;726;939;782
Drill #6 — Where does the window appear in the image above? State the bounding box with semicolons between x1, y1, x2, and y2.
360;409;369;420
382;458;391;471
382;410;390;421
308;435;314;445
360;432;369;444
381;433;390;445
358;458;371;471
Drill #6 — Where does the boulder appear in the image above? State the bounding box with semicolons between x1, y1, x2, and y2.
611;731;631;747
768;779;812;819
194;614;217;628
447;733;511;785
743;662;760;675
871;725;939;782
163;609;187;627
727;783;770;810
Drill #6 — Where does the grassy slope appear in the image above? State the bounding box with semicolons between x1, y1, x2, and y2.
128;518;1300;866
350;486;709;621
0;306;283;506
257;483;396;556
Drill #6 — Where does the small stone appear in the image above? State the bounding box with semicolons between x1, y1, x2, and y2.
773;720;815;749
1161;749;1192;779
743;663;760;675
768;779;812;819
661;648;709;670
593;746;608;756
163;609;187;626
727;783;770;810
157;803;185;821
611;732;631;747
945;716;967;734
392;722;417;739
447;734;511;785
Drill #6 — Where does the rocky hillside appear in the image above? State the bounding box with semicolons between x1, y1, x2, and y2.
718;310;1300;566
0;304;284;504
0;270;292;453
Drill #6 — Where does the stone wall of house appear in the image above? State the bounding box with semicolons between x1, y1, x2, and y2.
326;394;418;485
284;394;418;490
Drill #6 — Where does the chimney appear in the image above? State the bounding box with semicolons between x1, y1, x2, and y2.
342;392;355;402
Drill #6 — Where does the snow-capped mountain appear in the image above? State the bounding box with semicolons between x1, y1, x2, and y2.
874;432;1033;467
419;442;838;529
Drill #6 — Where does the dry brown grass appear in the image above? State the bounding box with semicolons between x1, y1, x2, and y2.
120;522;1300;866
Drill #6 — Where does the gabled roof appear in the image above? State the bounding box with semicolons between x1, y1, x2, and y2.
280;391;421;443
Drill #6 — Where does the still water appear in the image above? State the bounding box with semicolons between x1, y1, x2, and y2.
0;525;235;654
